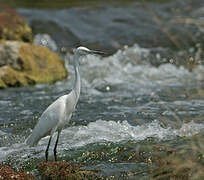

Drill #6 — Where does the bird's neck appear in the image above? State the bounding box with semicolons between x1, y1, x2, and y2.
73;54;81;100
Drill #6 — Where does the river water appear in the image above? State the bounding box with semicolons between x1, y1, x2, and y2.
0;0;204;179
0;42;204;177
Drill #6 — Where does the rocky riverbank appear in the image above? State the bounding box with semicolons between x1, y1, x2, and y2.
0;8;67;89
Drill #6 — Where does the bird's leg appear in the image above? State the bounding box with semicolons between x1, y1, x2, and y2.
45;136;52;161
54;132;60;161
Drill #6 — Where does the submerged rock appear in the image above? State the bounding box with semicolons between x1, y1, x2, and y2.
0;41;67;88
37;161;103;180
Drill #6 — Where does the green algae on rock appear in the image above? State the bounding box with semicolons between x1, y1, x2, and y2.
0;8;32;42
37;161;103;180
0;41;67;88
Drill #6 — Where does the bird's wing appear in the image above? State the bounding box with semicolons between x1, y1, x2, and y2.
26;96;66;146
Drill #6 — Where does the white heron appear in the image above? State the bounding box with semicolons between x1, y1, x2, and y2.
26;46;104;161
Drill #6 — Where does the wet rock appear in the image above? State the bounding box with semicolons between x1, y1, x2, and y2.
37;161;104;180
150;135;204;180
74;138;204;180
0;41;67;88
18;0;203;54
31;20;80;49
0;8;32;42
0;164;35;180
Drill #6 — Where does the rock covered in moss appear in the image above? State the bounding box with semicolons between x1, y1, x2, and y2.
0;164;35;180
37;161;103;180
0;78;6;88
0;7;32;42
0;41;67;88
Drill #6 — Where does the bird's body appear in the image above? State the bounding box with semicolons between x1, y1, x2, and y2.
26;46;104;161
26;94;73;146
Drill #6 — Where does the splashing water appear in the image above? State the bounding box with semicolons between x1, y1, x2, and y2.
1;119;204;163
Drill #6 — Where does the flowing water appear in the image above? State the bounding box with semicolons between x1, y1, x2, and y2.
0;40;204;178
1;0;204;178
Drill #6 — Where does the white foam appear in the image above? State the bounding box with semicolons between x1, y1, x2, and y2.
29;119;204;149
0;120;203;162
57;120;204;148
64;44;204;94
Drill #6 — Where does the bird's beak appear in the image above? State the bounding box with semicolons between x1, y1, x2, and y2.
89;50;105;55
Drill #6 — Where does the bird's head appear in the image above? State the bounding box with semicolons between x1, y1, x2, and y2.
75;46;105;56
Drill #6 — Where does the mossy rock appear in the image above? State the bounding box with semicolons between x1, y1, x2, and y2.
37;161;103;180
18;42;67;84
0;78;6;88
0;8;32;42
0;65;28;87
0;41;67;88
0;164;35;180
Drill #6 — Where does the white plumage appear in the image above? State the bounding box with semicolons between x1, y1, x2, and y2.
26;94;72;146
26;46;104;161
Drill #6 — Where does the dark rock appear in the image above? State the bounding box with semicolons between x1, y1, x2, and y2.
31;20;80;49
18;0;203;54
